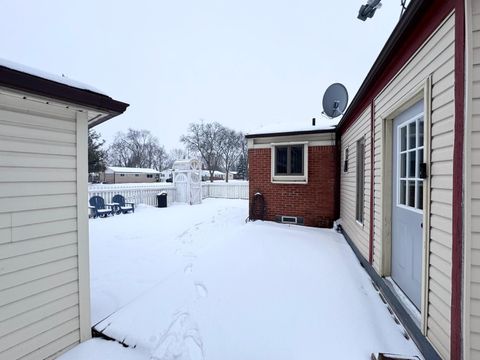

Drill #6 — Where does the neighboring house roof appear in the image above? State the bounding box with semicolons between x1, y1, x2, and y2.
0;58;129;127
106;167;160;174
202;170;225;176
245;119;337;138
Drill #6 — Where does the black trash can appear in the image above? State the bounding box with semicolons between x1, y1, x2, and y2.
157;192;167;208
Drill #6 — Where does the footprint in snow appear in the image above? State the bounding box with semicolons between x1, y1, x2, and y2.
184;264;193;274
194;282;208;299
150;312;204;360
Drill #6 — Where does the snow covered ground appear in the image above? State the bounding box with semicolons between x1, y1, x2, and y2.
60;199;421;360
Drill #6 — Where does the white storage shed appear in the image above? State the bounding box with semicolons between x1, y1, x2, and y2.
0;60;128;359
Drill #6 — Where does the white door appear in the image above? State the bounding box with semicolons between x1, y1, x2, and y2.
391;100;424;310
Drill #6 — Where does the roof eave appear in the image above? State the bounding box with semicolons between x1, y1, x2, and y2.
0;65;129;118
245;128;336;139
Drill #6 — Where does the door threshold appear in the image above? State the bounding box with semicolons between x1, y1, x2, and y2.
384;277;421;328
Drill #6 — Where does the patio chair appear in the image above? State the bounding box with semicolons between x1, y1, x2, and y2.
112;194;135;214
89;196;115;218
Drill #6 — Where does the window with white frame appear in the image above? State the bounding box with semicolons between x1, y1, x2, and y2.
271;143;308;183
397;116;424;210
356;138;365;223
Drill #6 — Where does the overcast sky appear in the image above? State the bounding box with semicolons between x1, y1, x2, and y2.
1;1;405;150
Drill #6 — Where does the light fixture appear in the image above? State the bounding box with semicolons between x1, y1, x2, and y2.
357;0;382;21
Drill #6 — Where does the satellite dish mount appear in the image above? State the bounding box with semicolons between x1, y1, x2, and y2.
322;83;349;119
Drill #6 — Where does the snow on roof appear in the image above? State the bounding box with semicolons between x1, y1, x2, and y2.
106;167;160;174
246;118;338;137
0;57;105;95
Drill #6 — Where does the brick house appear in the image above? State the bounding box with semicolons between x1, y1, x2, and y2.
246;122;337;227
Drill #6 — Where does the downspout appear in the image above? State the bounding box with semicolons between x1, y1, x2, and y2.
334;130;341;220
451;0;466;358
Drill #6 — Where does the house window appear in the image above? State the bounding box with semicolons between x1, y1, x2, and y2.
271;143;308;183
356;138;365;223
344;147;349;172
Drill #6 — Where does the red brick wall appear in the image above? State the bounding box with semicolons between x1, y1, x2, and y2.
248;146;336;227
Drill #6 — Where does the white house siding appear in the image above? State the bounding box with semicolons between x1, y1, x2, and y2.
340;107;371;260
465;1;480;359
0;92;83;359
371;13;455;358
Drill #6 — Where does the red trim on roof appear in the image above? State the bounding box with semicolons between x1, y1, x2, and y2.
451;1;465;358
369;101;375;264
338;0;454;135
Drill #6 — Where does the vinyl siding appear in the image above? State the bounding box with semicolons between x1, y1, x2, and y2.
0;91;82;360
466;1;480;358
340;107;371;260
372;13;455;359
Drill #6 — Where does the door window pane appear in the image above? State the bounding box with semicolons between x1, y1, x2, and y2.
408;122;416;149
400;180;406;205
407;180;416;207
400;153;406;178
418;119;424;146
417;181;423;210
401;126;407;151
408;151;416;178
418;149;423;178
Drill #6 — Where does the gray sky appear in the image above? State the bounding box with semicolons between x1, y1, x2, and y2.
1;0;404;150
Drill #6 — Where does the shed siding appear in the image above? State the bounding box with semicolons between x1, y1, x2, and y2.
0;93;82;359
466;1;480;358
340;107;371;260
372;13;455;358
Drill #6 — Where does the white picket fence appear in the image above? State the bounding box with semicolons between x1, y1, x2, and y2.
88;183;177;207
88;182;248;207
202;183;249;200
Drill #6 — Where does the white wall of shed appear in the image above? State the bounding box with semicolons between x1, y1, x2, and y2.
0;88;93;359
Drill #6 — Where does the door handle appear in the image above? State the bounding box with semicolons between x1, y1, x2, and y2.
421;222;423;228
419;163;427;179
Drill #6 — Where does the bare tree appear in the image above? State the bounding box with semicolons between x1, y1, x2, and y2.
218;128;243;182
108;128;167;170
180;121;223;182
236;135;248;180
165;148;188;169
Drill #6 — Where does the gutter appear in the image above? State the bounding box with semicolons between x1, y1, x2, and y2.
245;128;336;139
0;65;129;117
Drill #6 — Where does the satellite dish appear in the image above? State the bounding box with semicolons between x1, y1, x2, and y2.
322;83;349;118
